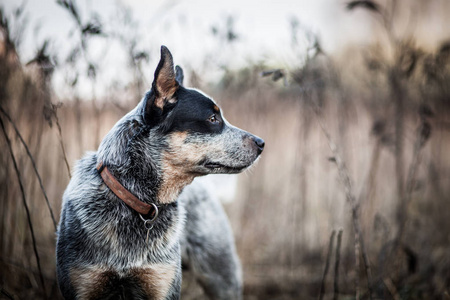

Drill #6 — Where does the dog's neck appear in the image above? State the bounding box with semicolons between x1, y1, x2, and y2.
104;161;192;206
97;162;159;215
156;162;195;204
98;155;194;206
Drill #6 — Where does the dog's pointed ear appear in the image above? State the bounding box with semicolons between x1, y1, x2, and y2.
175;65;184;86
144;46;179;126
152;46;179;108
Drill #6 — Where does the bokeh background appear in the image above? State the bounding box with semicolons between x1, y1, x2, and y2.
1;0;450;299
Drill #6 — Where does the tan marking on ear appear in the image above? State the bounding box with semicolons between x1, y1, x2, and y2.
70;266;115;299
154;60;178;110
157;131;204;204
130;264;177;299
156;71;177;97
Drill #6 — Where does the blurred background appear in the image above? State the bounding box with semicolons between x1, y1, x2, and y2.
1;0;450;299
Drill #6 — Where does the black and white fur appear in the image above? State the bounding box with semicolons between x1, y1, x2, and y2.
56;46;264;300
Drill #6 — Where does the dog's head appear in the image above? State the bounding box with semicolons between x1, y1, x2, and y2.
97;46;264;202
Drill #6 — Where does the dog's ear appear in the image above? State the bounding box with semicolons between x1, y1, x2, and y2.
152;46;178;105
175;65;184;86
144;46;179;126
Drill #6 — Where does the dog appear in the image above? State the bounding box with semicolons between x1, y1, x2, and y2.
56;46;264;300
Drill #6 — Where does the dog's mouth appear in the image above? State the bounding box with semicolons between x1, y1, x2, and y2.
202;161;249;174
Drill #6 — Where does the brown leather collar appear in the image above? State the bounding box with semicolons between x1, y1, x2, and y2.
96;162;156;217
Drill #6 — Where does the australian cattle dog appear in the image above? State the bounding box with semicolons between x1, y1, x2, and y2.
56;46;264;299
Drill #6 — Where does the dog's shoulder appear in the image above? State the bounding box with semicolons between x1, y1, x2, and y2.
63;151;101;201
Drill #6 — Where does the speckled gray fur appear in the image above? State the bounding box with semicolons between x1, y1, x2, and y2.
56;46;262;300
180;179;243;299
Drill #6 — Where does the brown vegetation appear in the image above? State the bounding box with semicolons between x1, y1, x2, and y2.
1;1;450;299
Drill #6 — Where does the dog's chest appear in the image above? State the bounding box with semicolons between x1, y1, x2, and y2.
73;197;183;264
70;263;177;300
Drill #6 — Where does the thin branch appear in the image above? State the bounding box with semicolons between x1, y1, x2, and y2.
311;103;373;300
0;117;47;297
0;106;57;230
0;257;55;281
52;103;71;178
354;226;361;300
1;286;14;300
333;229;343;300
391;70;406;242
56;0;82;27
319;230;336;300
358;233;373;300
383;277;401;300
396;118;430;243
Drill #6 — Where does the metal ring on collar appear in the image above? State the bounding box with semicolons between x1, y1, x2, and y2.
139;203;159;226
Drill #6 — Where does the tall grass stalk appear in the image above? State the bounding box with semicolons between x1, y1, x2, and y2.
0;117;47;298
0;106;57;230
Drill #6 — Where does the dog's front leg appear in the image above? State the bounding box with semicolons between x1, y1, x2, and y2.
180;184;243;300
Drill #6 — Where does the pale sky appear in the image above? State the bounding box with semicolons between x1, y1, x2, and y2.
3;0;449;99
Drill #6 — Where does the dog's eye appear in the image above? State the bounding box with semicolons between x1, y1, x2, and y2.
208;115;219;124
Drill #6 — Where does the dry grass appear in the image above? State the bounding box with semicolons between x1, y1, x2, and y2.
1;2;450;299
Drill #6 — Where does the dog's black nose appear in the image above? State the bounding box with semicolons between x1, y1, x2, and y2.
253;136;265;153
